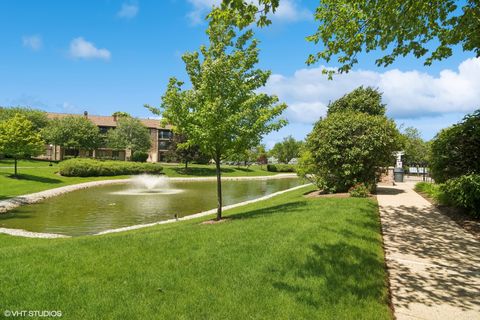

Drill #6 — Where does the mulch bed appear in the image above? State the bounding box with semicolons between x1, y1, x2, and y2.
201;218;230;225
304;191;351;198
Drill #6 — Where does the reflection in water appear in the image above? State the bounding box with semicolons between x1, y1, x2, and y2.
0;178;301;236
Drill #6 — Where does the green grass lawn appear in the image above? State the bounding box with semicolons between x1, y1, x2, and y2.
0;159;277;199
0;186;391;319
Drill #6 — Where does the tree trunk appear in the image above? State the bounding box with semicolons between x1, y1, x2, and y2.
14;157;18;177
215;157;222;220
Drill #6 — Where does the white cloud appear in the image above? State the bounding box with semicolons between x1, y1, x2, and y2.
271;0;311;22
186;0;220;25
185;0;310;25
263;57;480;123
117;3;139;19
22;35;42;51
69;37;111;60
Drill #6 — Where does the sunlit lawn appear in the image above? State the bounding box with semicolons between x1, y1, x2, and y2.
0;186;391;319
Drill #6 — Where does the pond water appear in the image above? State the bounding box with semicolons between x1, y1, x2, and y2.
0;177;301;236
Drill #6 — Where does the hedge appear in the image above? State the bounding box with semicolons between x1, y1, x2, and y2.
441;174;480;217
59;158;163;177
266;164;296;172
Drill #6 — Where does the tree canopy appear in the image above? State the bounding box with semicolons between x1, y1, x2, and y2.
0;107;49;131
0;114;45;176
430;109;480;183
215;0;479;75
42;116;102;153
269;135;303;164
106;116;151;155
399;127;429;165
327;86;385;116
147;10;287;219
164;133;210;169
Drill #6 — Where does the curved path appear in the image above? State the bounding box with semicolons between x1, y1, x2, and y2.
377;181;480;320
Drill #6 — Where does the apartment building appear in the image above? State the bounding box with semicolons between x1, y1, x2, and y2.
43;112;173;163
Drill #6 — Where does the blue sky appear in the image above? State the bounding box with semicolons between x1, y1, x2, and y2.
1;0;479;148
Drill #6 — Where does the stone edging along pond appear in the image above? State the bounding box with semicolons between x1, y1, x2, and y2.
0;174;306;238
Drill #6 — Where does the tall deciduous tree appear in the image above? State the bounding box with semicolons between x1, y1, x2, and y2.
42;116;101;156
0;114;45;176
147;9;287;220
106;116;151;156
215;0;479;75
0;106;49;131
327;86;385;116
400;127;429;165
269;136;303;164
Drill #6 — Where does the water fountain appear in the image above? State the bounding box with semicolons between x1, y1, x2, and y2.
112;174;184;195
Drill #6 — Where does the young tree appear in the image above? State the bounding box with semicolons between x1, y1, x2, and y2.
327;86;386;116
106;116;151;156
215;1;479;75
147;9;287;220
42;116;101;156
0;114;44;177
269;136;303;164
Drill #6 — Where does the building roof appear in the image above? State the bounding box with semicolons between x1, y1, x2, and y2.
46;112;172;130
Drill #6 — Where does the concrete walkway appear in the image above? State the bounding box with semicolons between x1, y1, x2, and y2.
377;181;480;320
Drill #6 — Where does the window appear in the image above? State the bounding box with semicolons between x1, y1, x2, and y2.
159;141;171;150
159;130;172;140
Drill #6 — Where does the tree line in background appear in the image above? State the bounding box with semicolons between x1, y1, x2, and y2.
0;108;154;176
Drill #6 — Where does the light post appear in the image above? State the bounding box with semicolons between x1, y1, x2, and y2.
49;144;54;166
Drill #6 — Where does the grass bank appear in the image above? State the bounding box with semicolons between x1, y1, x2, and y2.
0;160;276;199
0;186;391;319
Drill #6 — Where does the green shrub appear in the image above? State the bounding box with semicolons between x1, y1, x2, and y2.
132;151;149;162
348;183;369;197
430;109;480;182
441;174;480;217
303;111;399;193
59;158;163;177
266;164;296;172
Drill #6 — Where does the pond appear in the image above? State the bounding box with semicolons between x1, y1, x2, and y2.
0;177;301;236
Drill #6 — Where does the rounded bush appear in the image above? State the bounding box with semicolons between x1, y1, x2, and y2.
132;151;149;162
303;111;399;193
59;158;163;177
266;164;296;172
348;183;370;198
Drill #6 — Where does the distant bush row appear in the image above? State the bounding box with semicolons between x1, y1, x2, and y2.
59;158;163;177
266;164;296;173
415;174;480;218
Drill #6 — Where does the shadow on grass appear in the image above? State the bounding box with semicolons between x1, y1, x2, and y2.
3;174;62;184
229;201;309;220
270;242;387;309
171;167;235;176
